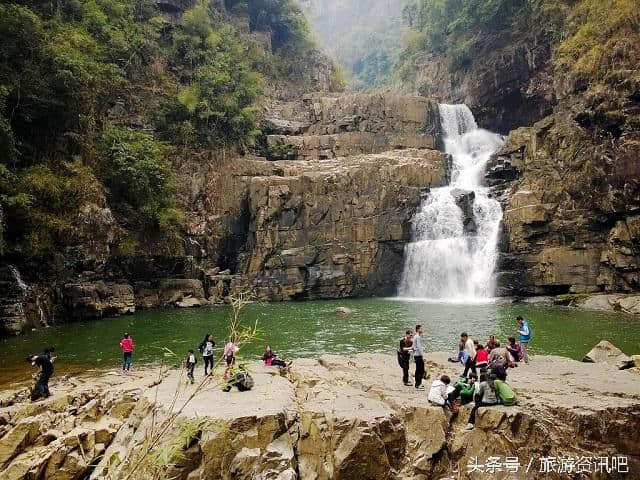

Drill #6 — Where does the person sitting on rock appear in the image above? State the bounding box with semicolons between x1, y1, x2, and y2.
465;373;499;431
474;344;489;371
489;342;515;369
448;339;467;364
262;345;291;368
427;375;451;407
485;335;499;351
447;373;477;406
506;336;523;363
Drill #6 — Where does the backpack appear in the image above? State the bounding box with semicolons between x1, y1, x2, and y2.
198;341;206;354
494;380;517;406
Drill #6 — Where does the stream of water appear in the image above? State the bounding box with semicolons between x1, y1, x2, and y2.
399;104;504;301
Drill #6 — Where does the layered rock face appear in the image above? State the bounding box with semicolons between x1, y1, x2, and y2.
1;353;638;479
0;93;445;333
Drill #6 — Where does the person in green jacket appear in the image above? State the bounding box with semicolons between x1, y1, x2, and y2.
447;373;477;405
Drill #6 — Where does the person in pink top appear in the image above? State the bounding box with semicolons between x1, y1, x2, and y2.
223;337;237;379
120;333;134;373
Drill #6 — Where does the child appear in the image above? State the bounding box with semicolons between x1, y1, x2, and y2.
185;349;197;384
427;375;451;407
120;333;134;373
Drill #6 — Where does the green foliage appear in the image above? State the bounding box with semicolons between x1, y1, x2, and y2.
99;126;183;252
0;0;315;261
157;2;263;149
555;0;640;78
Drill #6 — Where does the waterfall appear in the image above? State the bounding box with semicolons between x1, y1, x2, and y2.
398;104;505;301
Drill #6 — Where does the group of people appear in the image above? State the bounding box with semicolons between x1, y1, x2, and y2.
397;316;531;430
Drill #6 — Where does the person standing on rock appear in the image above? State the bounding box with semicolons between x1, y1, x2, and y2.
461;332;477;377
185;349;197;384
398;329;414;386
413;325;425;390
223;337;238;379
199;334;215;376
120;333;134;373
516;316;531;363
27;353;53;401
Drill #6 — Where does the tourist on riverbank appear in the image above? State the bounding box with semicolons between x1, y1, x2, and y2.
448;373;477;405
413;325;425;390
398;329;413;386
27;353;53;401
120;333;134;373
199;334;215;376
262;345;291;368
223;338;238;379
461;333;477;377
465;373;498;430
517;316;531;363
427;375;451;406
485;335;498;351
474;344;489;370
506;336;523;363
185;349;197;384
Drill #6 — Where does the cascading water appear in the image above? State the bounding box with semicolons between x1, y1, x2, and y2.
398;104;505;301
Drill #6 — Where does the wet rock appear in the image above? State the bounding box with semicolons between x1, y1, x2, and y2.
62;282;135;320
582;340;634;369
334;306;353;315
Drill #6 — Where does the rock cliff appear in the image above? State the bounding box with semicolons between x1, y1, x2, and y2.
1;353;638;479
0;92;446;334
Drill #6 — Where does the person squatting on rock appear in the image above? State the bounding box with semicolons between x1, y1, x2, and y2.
460;332;477;377
222;365;254;392
465;372;499;430
517;316;531;363
448;373;477;406
199;333;215;376
27;352;54;401
185;349;197;384
262;345;291;368
397;329;413;386
506;336;523;363
413;325;426;390
427;375;451;407
474;343;489;370
120;333;134;373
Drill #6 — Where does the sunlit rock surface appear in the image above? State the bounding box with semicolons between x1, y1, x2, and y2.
1;352;638;479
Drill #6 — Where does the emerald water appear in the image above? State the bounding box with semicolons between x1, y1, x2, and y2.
2;298;639;387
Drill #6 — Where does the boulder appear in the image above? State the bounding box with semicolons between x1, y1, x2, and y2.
0;417;41;467
582;340;634;369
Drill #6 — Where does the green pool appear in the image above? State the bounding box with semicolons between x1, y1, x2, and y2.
1;298;639;387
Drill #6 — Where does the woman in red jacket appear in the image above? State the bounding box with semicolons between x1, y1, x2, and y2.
120;333;135;373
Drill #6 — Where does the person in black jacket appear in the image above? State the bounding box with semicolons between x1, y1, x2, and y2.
199;334;216;376
397;329;413;386
27;353;53;401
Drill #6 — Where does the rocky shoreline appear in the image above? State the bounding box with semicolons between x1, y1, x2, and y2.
1;352;638;479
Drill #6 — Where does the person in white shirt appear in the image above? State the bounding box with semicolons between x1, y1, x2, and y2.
413;325;426;390
428;375;451;407
185;349;197;384
460;332;477;377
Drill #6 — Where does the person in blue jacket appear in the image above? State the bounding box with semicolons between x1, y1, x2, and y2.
516;316;531;363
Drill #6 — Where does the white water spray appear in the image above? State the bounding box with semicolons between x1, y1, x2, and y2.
398;104;504;301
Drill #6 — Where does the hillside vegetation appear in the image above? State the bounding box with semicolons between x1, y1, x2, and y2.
0;0;317;263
